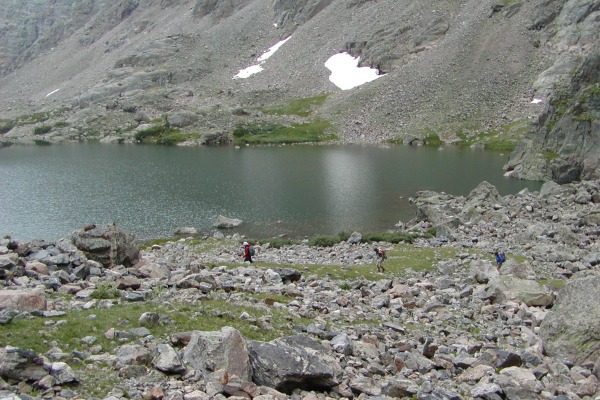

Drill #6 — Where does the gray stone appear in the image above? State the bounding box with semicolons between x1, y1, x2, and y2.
248;334;342;393
69;224;139;268
540;271;600;364
152;344;185;374
183;327;251;381
213;215;243;229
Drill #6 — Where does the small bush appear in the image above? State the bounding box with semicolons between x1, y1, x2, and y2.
267;238;296;249
33;125;52;135
53;121;69;128
90;282;120;299
0;119;14;135
157;132;187;145
362;231;416;244
308;232;350;247
135;125;165;141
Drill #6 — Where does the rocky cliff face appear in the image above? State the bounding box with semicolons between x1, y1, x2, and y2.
506;47;600;183
0;0;598;182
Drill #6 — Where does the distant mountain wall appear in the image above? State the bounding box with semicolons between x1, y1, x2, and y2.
0;0;598;182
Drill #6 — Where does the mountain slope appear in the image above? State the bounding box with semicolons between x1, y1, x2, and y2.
0;0;598;181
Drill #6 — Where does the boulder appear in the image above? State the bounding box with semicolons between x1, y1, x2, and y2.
213;215;243;229
481;276;554;307
540;271;600;364
0;290;46;312
464;181;502;210
69;224;139;268
182;327;251;381
152;344;185;374
248;334;342;393
0;347;48;383
174;227;198;236
346;231;362;244
166;111;199;128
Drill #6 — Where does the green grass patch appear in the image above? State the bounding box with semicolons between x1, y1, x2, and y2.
538;279;565;290
262;94;329;117
307;232;351;247
542;151;558;161
258;244;470;281
233;119;337;145
15;111;52;125
0;297;308;356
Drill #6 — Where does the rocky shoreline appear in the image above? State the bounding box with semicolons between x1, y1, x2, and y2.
0;179;599;400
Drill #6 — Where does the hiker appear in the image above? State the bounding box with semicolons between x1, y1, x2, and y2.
374;247;386;272
242;241;254;263
495;250;506;269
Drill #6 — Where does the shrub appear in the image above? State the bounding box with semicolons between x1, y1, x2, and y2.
362;231;416;244
90;282;120;299
308;232;350;247
33;125;52;135
134;125;165;141
0;119;14;135
267;238;296;249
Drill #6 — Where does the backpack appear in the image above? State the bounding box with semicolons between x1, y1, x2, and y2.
380;249;387;260
499;252;506;263
249;245;255;257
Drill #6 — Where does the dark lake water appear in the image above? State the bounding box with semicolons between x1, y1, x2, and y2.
0;143;542;242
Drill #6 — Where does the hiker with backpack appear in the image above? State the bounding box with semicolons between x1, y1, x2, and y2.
495;250;506;269
374;247;387;272
242;241;254;263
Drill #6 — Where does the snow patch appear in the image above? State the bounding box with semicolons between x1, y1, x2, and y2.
325;53;383;90
46;88;60;97
233;37;291;79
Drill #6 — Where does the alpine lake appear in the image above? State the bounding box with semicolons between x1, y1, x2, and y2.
0;143;542;242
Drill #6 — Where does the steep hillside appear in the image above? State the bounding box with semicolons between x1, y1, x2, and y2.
0;0;598;181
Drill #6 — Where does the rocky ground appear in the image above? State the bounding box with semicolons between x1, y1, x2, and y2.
0;179;599;399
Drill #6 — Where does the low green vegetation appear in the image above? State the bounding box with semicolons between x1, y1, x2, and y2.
0;295;310;356
233;119;336;144
543;151;558;161
90;282;120;299
0;119;14;135
33;125;52;135
133;123;200;145
262;94;330;117
455;119;530;151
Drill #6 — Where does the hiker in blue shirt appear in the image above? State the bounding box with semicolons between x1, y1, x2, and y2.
495;250;506;269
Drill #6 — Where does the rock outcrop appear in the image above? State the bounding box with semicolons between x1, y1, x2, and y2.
506;46;600;182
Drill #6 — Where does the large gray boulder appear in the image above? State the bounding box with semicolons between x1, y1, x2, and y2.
182;327;251;381
0;347;48;383
0;289;46;312
213;215;243;229
248;334;342;393
540;271;600;364
481;276;554;307
69;224;139;268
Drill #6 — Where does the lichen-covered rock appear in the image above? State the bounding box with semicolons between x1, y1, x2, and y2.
540;271;600;364
69;224;139;268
